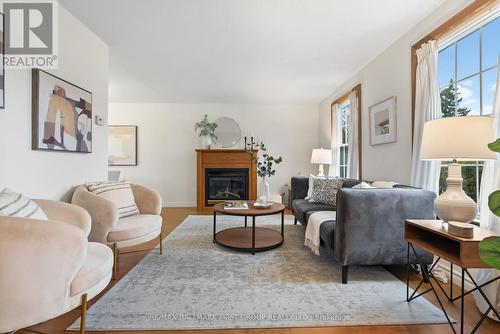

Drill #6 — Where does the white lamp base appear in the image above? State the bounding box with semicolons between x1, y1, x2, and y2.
435;163;477;223
317;164;325;178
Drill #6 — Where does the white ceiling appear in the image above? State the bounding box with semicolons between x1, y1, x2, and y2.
61;0;445;104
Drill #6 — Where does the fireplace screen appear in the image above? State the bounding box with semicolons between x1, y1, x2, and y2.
205;168;249;206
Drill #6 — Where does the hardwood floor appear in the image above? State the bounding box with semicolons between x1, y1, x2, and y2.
26;208;499;334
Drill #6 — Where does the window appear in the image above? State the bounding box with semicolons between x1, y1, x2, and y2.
337;101;350;178
438;15;499;202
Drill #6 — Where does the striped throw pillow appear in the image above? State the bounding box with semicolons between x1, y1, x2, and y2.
0;188;48;220
86;181;140;218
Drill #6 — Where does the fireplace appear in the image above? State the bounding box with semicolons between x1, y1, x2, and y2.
196;149;257;209
205;168;249;206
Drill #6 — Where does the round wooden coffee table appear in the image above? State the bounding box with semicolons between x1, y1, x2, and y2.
213;201;286;255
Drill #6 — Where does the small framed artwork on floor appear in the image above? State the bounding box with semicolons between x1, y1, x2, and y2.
108;125;138;166
32;69;93;152
369;96;397;145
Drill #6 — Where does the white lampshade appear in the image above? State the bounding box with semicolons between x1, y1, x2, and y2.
311;148;333;164
420;116;496;161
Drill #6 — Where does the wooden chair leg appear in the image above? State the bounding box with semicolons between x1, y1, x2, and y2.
80;293;87;334
159;231;163;255
112;243;118;280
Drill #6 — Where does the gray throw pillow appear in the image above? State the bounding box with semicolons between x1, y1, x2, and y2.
310;178;343;206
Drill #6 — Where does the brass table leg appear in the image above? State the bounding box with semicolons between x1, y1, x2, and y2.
80;293;88;334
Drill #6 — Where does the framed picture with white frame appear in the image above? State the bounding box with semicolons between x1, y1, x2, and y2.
369;96;397;145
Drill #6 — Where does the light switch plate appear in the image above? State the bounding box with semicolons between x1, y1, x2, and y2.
95;115;105;126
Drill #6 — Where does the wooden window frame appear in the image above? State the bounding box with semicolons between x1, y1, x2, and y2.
330;84;362;180
410;0;499;140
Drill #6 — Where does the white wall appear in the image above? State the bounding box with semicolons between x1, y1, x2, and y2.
318;0;473;184
109;103;318;207
0;6;109;201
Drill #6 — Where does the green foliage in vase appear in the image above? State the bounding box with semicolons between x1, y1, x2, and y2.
489;190;500;217
479;136;500;270
488;138;500;154
245;141;283;178
479;236;500;270
195;114;218;141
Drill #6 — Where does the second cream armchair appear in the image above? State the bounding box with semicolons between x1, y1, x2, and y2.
72;183;163;279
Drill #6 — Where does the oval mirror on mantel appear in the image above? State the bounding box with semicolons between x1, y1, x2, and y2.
213;117;241;148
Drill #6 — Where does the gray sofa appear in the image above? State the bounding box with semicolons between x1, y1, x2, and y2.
291;176;435;283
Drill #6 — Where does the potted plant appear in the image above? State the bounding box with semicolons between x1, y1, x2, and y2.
479;137;500;270
195;115;218;149
246;141;283;204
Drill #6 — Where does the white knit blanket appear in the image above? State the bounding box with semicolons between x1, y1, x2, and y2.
304;211;336;255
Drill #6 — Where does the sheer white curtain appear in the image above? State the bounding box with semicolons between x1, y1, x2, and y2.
347;91;359;179
329;104;340;177
473;59;500;319
410;40;442;192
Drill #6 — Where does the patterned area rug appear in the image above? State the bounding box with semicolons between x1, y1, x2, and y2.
69;215;450;330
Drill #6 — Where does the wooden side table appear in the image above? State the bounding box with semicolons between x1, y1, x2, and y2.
404;220;499;334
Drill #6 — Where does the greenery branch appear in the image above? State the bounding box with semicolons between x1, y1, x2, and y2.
479;138;500;269
195;114;218;141
245;141;283;178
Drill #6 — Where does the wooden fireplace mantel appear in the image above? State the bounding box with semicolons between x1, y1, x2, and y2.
196;149;257;210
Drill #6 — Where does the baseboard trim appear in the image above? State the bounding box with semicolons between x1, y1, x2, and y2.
162;202;196;208
434;258;475;291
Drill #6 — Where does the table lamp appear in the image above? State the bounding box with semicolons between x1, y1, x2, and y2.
420;116;495;224
311;148;333;177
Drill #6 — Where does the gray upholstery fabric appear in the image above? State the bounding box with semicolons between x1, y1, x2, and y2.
334;188;435;266
290;177;435;267
319;220;336;252
290;177;309;202
292;199;335;225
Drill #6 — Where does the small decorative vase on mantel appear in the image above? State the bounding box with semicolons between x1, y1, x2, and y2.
258;176;271;204
201;135;213;149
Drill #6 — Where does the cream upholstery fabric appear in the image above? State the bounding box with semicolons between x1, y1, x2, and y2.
72;183;163;251
70;242;113;296
0;200;112;333
35;199;91;236
86;180;139;218
107;214;162;243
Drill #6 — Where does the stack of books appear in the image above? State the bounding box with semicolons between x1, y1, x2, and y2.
224;200;248;210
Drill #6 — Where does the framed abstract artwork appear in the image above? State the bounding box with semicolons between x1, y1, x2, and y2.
0;12;5;110
369;96;397;145
32;69;92;152
108;125;138;166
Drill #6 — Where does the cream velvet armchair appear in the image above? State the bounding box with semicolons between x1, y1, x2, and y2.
0;200;113;334
71;183;163;279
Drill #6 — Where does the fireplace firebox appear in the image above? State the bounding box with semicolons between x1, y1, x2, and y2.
205;168;249;206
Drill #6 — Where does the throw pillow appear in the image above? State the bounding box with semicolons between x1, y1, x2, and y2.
310;178;343;206
86;180;140;218
371;181;399;188
353;181;374;189
0;188;48;220
305;174;320;200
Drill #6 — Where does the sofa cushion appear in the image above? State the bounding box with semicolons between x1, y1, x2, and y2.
292;199;335;224
70;242;113;296
319;220;336;253
107;214;162;243
341;178;363;188
310;178;343;206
